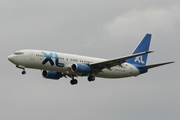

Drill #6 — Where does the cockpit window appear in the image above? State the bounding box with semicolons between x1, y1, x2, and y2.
14;51;24;55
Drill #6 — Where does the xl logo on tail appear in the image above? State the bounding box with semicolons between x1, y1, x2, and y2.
135;55;145;64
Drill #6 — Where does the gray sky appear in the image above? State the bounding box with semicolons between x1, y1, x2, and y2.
0;0;179;120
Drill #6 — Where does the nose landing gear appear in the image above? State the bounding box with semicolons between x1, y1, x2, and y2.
22;70;26;75
16;65;26;75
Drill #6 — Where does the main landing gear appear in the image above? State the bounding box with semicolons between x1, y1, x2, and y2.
70;79;78;85
88;75;95;82
70;76;78;85
70;75;96;85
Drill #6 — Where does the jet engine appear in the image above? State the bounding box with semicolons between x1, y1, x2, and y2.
71;63;91;73
42;70;63;80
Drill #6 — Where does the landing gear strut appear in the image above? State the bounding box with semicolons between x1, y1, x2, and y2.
16;65;26;75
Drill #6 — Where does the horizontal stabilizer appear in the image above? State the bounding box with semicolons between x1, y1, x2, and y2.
140;61;174;69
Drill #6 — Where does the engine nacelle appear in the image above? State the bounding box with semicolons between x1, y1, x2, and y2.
42;70;63;80
71;63;91;73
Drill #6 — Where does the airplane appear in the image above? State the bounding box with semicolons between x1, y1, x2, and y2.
8;34;174;85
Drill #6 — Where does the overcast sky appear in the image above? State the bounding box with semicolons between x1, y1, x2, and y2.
0;0;179;120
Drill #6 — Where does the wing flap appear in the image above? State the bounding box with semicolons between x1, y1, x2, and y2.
140;61;174;69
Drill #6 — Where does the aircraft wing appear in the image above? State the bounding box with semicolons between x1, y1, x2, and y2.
89;51;153;71
140;61;174;69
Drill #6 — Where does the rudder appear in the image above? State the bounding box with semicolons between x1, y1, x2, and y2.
126;34;152;66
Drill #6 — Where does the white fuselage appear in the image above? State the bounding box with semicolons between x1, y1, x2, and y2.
8;49;140;78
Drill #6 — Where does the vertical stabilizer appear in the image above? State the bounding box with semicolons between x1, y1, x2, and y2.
126;34;152;66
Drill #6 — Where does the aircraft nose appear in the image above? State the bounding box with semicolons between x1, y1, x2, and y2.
8;55;16;63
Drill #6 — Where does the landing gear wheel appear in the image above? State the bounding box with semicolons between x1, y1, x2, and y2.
22;71;26;75
70;79;78;85
88;76;95;82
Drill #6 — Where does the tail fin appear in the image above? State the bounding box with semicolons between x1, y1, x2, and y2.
126;34;152;66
